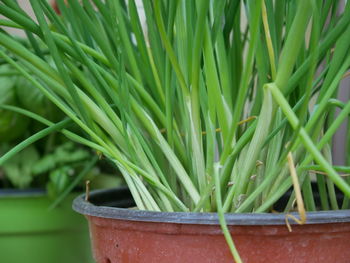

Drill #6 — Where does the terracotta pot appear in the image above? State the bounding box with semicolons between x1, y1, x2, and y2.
51;0;60;14
73;188;350;263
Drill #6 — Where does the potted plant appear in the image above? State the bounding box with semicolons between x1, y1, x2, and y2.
0;63;121;263
0;0;350;262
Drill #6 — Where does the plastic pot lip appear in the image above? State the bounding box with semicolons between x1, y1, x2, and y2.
73;187;350;226
0;188;46;198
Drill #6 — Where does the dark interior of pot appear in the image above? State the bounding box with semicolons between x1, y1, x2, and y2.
273;184;345;211
88;187;135;208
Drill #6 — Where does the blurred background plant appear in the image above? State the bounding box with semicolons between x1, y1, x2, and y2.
0;62;123;202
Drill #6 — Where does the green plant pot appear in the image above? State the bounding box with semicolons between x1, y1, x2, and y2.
0;190;94;263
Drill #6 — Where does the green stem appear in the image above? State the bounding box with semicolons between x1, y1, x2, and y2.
268;84;350;197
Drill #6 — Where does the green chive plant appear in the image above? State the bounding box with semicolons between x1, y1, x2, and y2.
0;0;350;261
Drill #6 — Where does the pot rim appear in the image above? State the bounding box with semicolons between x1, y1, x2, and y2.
73;187;350;225
0;188;46;198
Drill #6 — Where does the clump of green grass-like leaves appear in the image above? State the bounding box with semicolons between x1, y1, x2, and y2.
1;0;350;261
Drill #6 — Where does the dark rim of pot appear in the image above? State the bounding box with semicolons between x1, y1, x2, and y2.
0;188;46;198
73;187;350;225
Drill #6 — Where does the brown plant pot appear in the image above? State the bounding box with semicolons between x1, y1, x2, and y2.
73;188;350;263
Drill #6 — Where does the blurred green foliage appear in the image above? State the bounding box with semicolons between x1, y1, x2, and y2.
0;64;122;198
